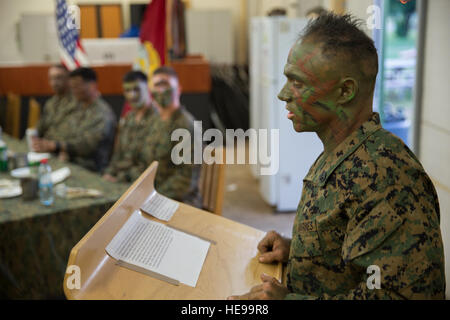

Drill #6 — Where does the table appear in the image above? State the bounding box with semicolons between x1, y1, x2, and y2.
0;135;129;299
64;162;283;299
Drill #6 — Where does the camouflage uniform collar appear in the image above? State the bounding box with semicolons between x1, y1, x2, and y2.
305;112;382;187
77;96;101;109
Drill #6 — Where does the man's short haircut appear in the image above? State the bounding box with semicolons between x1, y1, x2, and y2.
300;13;378;84
69;67;97;82
123;70;148;83
153;66;178;80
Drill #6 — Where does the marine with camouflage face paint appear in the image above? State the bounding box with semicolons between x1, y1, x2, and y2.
144;66;202;207
228;13;445;300
103;71;159;183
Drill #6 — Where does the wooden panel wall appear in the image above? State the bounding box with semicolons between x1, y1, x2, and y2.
100;5;123;38
0;59;210;96
80;5;99;39
0;65;131;96
171;57;211;93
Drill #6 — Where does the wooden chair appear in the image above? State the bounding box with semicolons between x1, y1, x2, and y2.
28;98;41;129
199;147;226;215
5;93;21;138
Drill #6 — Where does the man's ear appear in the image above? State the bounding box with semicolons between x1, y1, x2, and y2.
337;78;358;105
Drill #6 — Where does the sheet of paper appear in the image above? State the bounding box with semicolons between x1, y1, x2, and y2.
51;167;71;185
140;191;179;221
106;210;210;287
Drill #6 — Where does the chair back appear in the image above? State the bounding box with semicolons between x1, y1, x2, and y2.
199;147;226;215
5;93;21;138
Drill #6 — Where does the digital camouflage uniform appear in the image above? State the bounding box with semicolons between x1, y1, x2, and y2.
104;107;158;182
36;93;76;138
286;112;445;300
58;97;116;173
144;106;202;207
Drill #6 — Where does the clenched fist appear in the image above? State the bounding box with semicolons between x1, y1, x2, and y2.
257;230;291;264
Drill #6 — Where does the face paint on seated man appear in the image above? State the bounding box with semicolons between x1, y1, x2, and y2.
143;66;203;208
103;71;158;183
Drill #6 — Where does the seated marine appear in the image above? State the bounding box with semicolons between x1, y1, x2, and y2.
33;67;116;173
103;71;158;183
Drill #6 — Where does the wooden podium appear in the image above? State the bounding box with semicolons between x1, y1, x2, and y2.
63;162;282;299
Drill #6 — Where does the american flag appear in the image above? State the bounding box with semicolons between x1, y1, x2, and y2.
55;0;88;70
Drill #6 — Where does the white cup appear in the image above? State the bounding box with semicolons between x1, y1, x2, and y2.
26;128;38;152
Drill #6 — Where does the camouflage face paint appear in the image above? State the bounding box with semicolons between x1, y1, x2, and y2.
280;47;334;127
151;88;173;108
123;81;150;109
278;39;356;152
150;73;179;109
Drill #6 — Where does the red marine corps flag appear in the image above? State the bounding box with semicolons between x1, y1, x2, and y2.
135;0;167;76
125;0;186;117
134;0;186;74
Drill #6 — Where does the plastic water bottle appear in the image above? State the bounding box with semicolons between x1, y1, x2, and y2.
38;159;53;206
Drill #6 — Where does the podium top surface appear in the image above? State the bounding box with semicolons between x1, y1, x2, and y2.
64;162;282;300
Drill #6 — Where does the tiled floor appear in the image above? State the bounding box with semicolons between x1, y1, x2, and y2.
221;158;296;238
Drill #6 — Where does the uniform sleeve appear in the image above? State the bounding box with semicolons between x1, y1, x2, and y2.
64;111;111;158
156;118;201;201
157;162;199;200
126;162;152;182
285;182;445;300
103;143;120;177
103;119;125;177
117;116;156;183
36;99;54;137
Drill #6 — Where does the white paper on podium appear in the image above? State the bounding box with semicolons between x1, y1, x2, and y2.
140;190;179;221
106;210;210;287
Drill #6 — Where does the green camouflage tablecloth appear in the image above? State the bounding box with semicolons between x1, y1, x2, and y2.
0;135;130;299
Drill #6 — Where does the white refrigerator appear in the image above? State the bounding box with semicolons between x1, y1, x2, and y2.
250;17;323;212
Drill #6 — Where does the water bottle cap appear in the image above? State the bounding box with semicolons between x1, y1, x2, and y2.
40;158;48;164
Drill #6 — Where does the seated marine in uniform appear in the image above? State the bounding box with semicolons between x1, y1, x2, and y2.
33;67;116;173
103;71;158;183
146;66;202;208
35;64;75;139
228;13;445;300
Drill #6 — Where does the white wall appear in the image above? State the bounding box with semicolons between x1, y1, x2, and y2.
0;0;54;64
189;0;338;64
0;0;149;65
0;0;371;65
188;0;244;64
418;0;450;299
345;0;373;34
